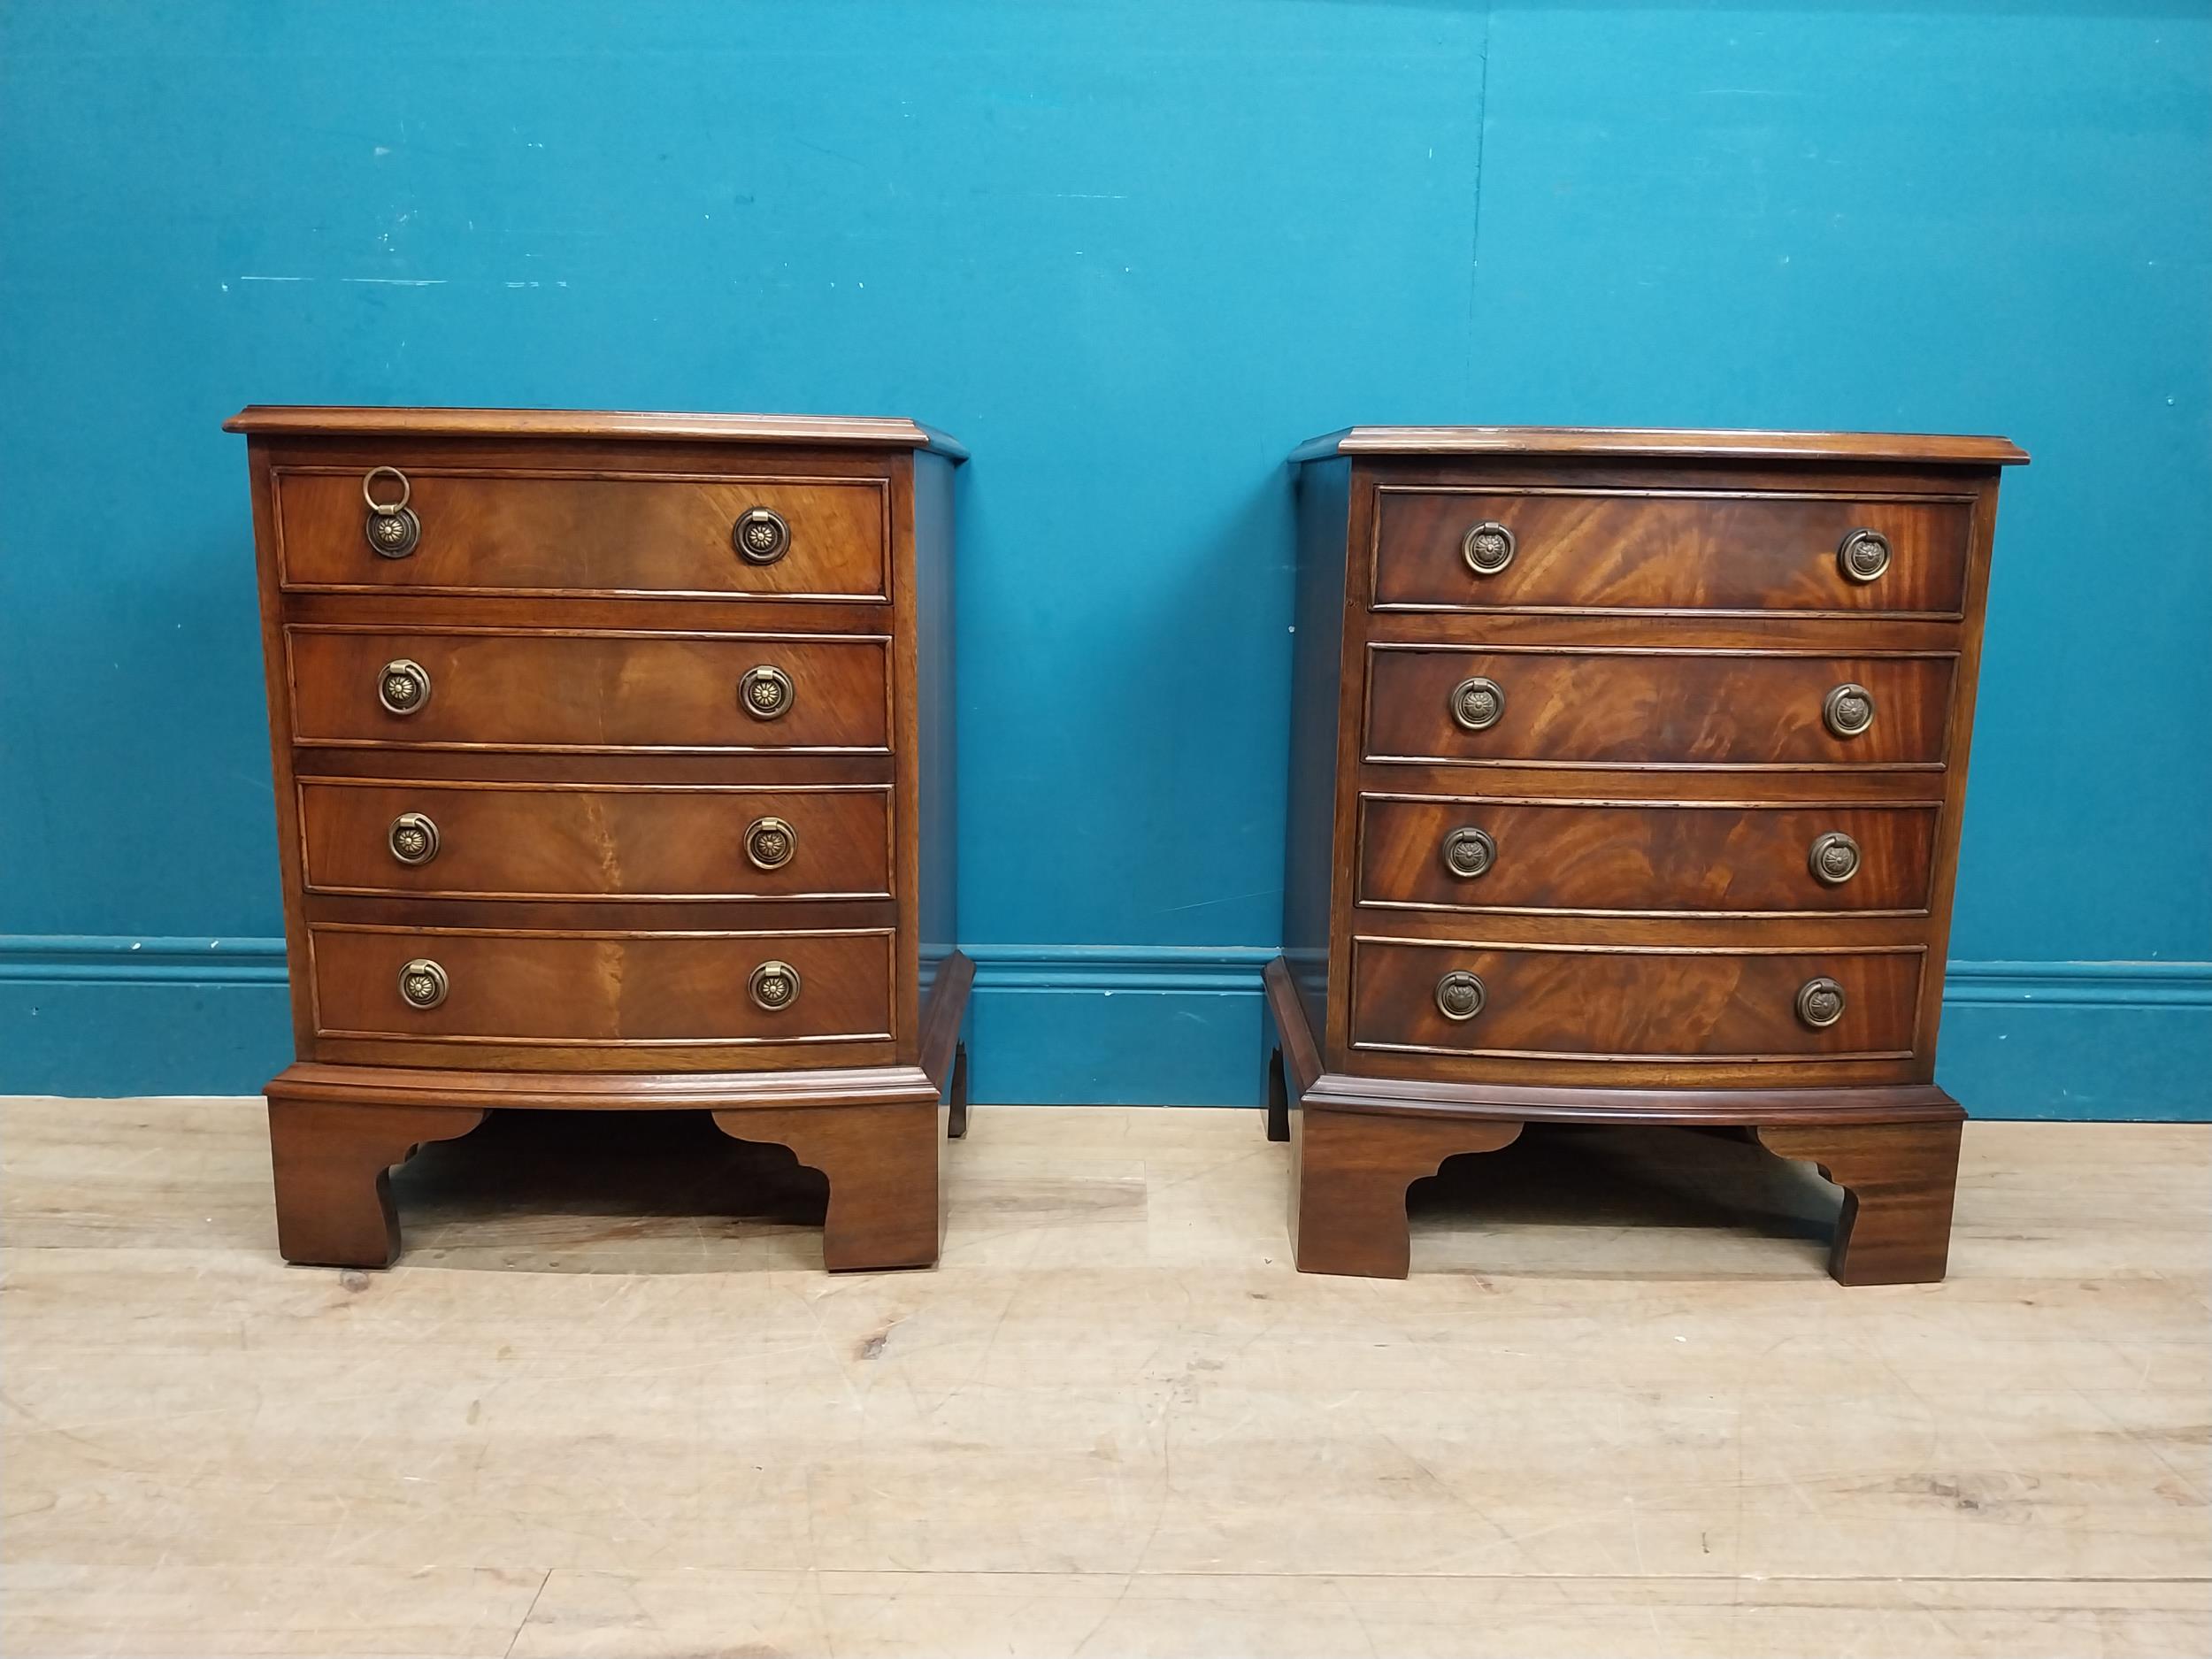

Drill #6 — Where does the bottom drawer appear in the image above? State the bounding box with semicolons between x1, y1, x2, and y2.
1349;937;1923;1062
307;925;894;1049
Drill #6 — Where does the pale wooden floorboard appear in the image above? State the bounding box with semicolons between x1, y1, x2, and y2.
3;1099;2206;1657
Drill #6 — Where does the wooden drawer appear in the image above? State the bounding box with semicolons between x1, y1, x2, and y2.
1349;937;1924;1062
288;627;890;753
1357;795;1939;916
298;780;893;901
1364;645;1954;770
307;925;894;1048
1372;488;1972;615
274;466;888;599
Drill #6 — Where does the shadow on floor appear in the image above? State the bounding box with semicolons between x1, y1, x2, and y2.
1414;1123;1839;1248
381;1109;1843;1272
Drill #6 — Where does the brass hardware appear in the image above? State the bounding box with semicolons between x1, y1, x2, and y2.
397;957;449;1010
377;658;431;716
388;812;440;866
1809;830;1861;886
1461;519;1517;577
1441;826;1496;879
1823;682;1876;739
1795;976;1847;1029
1837;527;1892;584
1448;675;1505;733
733;506;791;565
1434;970;1486;1022
362;466;421;558
749;959;802;1011
739;664;795;721
744;816;797;871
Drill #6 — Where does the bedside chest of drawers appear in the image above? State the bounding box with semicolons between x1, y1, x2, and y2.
1269;426;2026;1283
227;407;969;1271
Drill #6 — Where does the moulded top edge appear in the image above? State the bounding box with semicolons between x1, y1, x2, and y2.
224;406;966;461
1288;426;2027;467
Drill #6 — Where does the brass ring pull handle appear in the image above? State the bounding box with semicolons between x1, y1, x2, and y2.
1441;826;1496;879
733;506;791;565
744;816;797;871
1823;682;1876;739
1837;527;1892;584
749;960;802;1011
397;958;449;1010
1795;976;1847;1029
1809;830;1861;886
377;658;432;716
1434;970;1487;1022
1448;675;1506;733
388;812;441;866
362;467;421;558
1461;520;1517;577
739;664;795;721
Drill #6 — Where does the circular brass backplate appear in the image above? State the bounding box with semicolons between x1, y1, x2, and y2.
749;960;802;1011
397;958;449;1010
1448;676;1506;733
1435;970;1487;1022
388;812;441;866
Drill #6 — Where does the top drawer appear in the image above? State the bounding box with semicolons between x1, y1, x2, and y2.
1372;487;1973;616
273;465;889;600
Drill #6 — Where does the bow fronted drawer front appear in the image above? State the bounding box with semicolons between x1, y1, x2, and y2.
286;627;892;754
298;780;894;902
1363;644;1955;770
274;463;891;601
1372;487;1973;617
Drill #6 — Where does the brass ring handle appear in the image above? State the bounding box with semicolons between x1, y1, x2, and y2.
739;664;795;721
388;812;441;866
744;816;797;871
1434;970;1486;1022
1837;527;1892;584
397;957;449;1010
1461;520;1517;577
1448;676;1506;733
1823;682;1876;739
1809;830;1861;886
749;960;802;1011
1795;976;1847;1030
733;507;791;565
1441;826;1495;879
377;658;432;716
362;467;421;558
362;466;412;513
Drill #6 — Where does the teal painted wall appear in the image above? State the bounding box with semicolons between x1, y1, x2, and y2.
4;3;2207;1115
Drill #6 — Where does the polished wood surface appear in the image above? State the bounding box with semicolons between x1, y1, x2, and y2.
5;1094;2200;1657
226;403;968;458
1757;1119;1964;1285
1268;957;1958;1281
276;467;889;598
1363;644;1955;768
287;626;893;752
1292;424;2030;465
299;779;894;901
1283;457;1357;1041
1371;487;1971;614
1348;937;1924;1063
1279;428;2019;1279
1357;794;1939;915
264;1098;487;1266
306;925;896;1047
237;408;965;1267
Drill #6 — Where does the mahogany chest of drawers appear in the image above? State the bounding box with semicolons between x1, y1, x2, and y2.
228;407;969;1270
1268;426;2026;1282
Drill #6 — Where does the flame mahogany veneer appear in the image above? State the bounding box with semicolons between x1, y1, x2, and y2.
1271;426;2026;1281
230;407;969;1270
